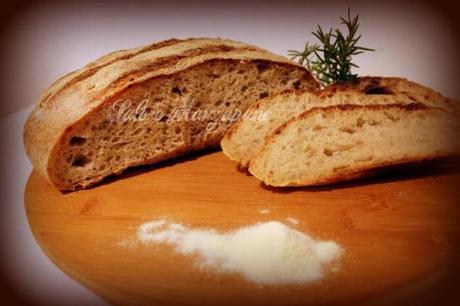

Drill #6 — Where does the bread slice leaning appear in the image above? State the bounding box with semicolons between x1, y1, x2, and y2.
221;77;459;168
221;90;318;167
248;103;460;187
24;37;319;191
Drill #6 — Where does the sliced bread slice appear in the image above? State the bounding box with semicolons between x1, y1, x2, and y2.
248;103;460;187
221;90;318;167
221;77;459;168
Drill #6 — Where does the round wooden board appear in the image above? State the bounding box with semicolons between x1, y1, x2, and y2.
25;151;460;305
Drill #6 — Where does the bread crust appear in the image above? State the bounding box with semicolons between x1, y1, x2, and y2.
322;76;459;114
24;38;318;188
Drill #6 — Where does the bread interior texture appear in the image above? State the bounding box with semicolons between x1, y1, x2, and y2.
249;104;459;186
52;59;313;189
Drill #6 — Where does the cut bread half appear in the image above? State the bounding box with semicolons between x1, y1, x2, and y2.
221;77;460;168
248;103;460;187
24;37;319;190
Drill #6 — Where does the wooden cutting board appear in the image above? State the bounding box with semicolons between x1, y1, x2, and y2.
25;151;460;305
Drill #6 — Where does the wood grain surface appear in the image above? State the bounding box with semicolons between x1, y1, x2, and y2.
24;151;460;305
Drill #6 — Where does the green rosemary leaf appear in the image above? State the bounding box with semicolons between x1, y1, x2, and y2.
290;9;374;86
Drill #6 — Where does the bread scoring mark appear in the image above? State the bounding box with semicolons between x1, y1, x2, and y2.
292;103;433;130
44;44;260;111
39;38;186;109
89;46;262;106
363;86;394;95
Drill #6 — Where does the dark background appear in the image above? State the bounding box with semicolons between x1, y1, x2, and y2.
1;0;459;305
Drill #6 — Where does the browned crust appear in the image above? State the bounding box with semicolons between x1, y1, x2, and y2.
36;37;308;113
39;38;187;107
321;76;407;95
39;43;260;111
89;45;260;105
322;76;448;98
321;76;460;113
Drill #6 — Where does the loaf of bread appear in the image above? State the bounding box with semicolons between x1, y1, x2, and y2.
24;38;319;190
221;77;459;168
248;103;460;186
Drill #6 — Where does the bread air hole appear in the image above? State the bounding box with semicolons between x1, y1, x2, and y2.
368;119;381;126
256;63;270;74
171;87;182;95
356;117;365;127
339;126;356;134
71;154;91;167
206;73;221;79
69;136;87;146
323;148;334;156
384;112;401;122
259;92;269;99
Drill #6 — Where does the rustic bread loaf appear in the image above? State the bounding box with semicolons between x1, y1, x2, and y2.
248;103;460;187
24;38;319;190
221;77;459;167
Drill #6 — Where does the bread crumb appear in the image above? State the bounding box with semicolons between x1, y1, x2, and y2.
258;209;270;214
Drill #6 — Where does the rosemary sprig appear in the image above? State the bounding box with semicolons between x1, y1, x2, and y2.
288;9;374;86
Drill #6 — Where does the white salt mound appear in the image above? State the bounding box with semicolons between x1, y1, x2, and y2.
138;220;343;285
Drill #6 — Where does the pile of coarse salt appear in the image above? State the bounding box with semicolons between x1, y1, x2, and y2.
137;220;343;285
